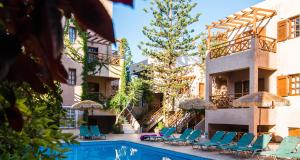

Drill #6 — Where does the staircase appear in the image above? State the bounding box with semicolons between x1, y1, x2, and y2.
174;112;197;132
121;107;141;134
143;107;164;132
167;110;185;132
194;119;205;131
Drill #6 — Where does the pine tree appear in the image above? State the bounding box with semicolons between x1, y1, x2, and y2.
139;0;200;125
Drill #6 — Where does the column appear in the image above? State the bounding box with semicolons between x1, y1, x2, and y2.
249;66;258;94
205;74;213;101
249;107;258;136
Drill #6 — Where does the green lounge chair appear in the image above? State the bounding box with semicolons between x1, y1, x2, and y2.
171;130;202;145
192;131;225;149
201;132;237;149
235;134;272;157
143;127;170;141
90;125;106;140
276;146;300;159
259;136;300;158
159;127;169;135
151;127;176;141
217;133;254;151
79;125;92;139
163;128;193;143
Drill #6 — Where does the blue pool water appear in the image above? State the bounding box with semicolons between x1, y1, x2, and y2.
62;141;210;160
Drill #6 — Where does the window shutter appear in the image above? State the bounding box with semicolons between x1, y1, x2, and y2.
277;20;289;42
199;83;205;98
277;76;289;97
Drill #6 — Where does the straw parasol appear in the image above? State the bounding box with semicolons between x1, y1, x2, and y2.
232;91;290;108
179;98;217;110
71;100;104;110
232;91;290;134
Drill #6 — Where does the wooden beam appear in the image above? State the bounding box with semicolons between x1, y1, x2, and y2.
251;7;276;13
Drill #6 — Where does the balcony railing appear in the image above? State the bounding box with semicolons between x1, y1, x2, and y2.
209;92;248;108
88;52;121;65
210;35;276;59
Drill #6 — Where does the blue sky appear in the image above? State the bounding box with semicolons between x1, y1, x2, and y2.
112;0;263;63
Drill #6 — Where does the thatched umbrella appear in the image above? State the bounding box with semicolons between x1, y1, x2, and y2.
179;98;217;110
232;91;290;108
72;100;104;121
72;100;104;110
179;98;217;129
232;91;290;134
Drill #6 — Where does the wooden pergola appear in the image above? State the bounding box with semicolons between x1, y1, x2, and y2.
87;31;111;45
206;7;277;49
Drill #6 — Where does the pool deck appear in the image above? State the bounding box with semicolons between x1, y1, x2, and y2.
77;133;275;160
62;129;277;160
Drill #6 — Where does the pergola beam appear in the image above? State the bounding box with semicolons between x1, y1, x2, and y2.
206;7;276;33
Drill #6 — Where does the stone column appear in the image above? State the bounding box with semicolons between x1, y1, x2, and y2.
250;37;259;94
249;107;258;136
205;74;213;101
250;66;258;94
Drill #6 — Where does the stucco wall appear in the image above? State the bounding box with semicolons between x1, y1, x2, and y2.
204;0;300;137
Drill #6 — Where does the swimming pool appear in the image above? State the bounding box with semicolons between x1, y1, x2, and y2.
62;141;210;160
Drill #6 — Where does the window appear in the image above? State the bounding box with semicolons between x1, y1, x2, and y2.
60;108;75;128
88;47;98;53
69;27;76;43
289;74;300;96
68;69;76;85
290;16;300;39
234;81;249;98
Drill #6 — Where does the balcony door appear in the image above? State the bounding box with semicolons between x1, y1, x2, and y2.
234;80;249;98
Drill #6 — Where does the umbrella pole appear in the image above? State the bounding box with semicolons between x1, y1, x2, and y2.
258;107;261;135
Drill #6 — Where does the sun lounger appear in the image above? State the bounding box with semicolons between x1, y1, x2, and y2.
79;125;92;139
151;127;176;141
259;136;300;159
141;127;170;141
90;125;106;139
163;128;193;143
171;130;201;145
201;132;237;150
234;134;272;157
192;131;225;149
217;133;254;152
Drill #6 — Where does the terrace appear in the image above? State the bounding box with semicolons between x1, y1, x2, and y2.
206;7;277;60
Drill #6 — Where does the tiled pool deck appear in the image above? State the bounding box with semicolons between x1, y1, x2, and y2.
63;130;277;160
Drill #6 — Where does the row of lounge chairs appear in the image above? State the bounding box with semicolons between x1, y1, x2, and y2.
79;125;106;140
142;127;202;145
142;128;300;159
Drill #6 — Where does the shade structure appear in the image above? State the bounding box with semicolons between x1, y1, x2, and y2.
71;100;104;110
179;98;217;110
232;91;290;108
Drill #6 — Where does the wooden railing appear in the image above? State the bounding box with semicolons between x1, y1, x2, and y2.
210;35;277;59
141;105;161;124
174;112;197;133
88;52;121;65
167;110;184;127
257;35;277;53
210;35;252;59
144;107;164;132
209;93;248;108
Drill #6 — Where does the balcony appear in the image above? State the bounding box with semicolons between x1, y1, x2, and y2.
88;52;121;66
206;35;277;75
210;35;276;59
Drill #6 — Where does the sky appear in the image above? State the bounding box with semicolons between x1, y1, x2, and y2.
112;0;263;63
